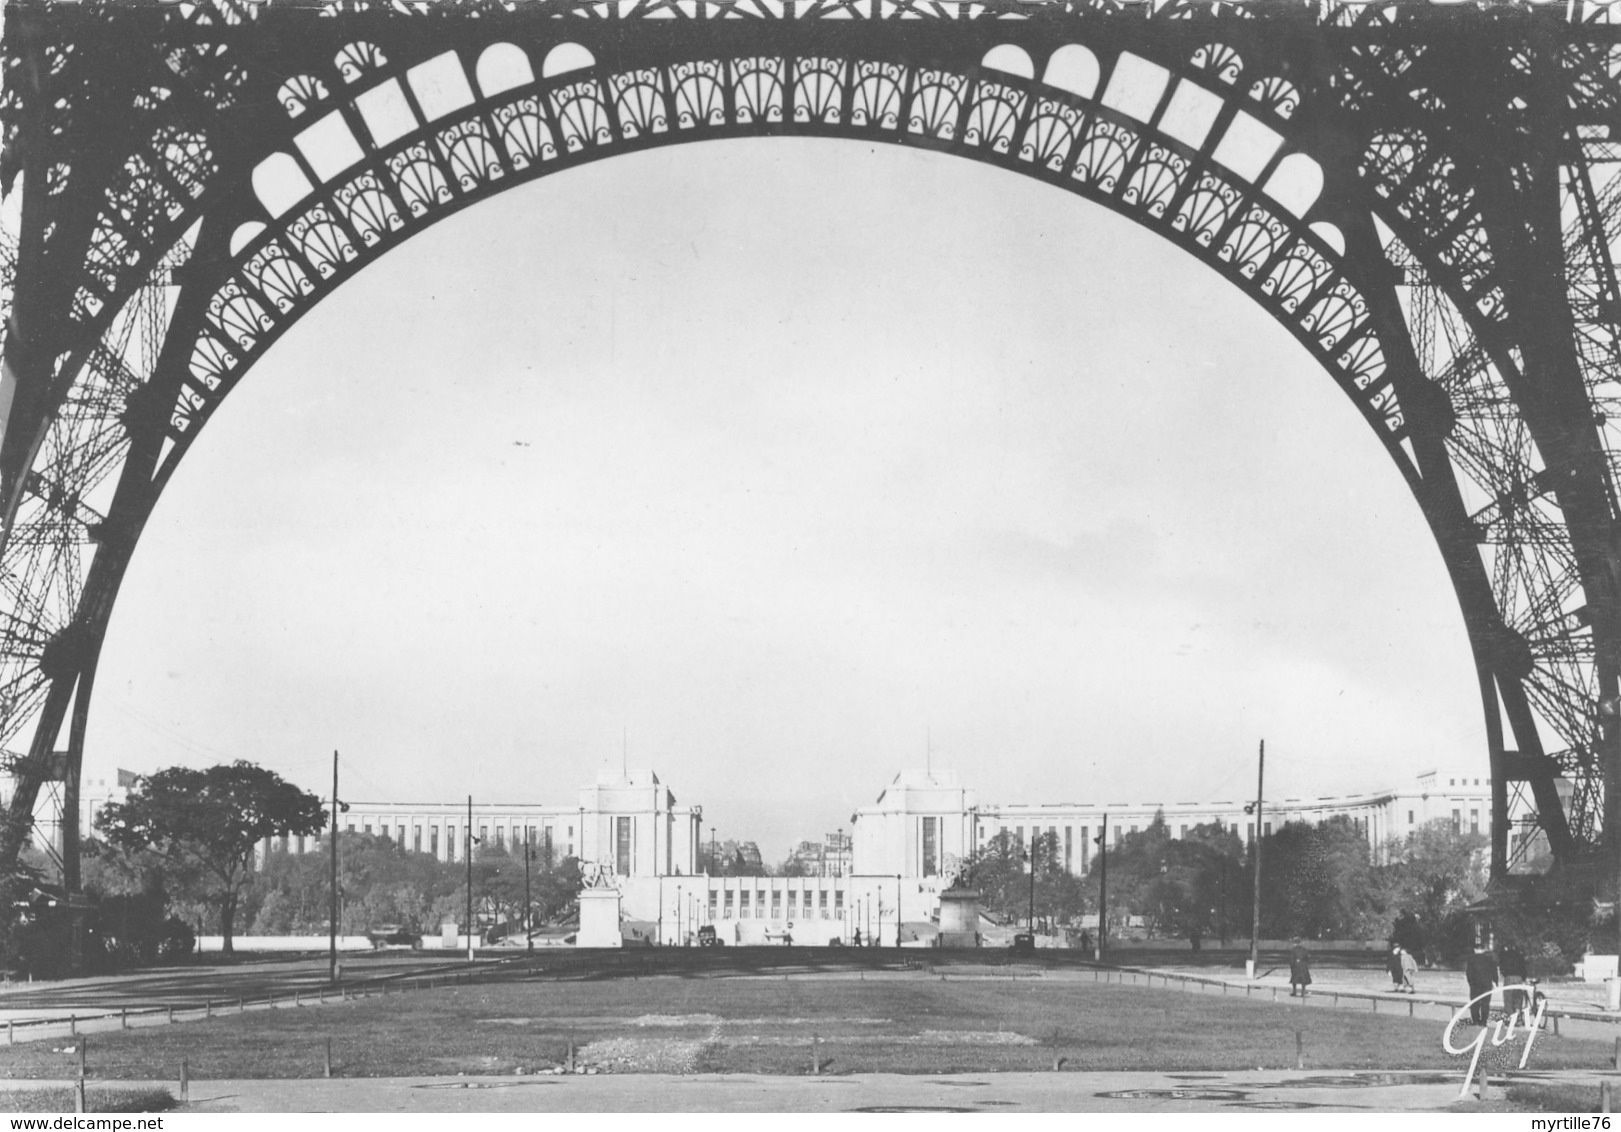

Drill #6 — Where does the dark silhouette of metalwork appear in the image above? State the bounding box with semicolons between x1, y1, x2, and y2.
1;0;1619;893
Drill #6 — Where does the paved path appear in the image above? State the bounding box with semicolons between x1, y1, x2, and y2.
4;1069;1612;1112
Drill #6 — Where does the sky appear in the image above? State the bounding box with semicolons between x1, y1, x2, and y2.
80;137;1485;861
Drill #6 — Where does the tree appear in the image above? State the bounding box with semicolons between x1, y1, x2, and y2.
96;762;326;953
1255;816;1389;941
961;830;1085;930
1378;819;1489;963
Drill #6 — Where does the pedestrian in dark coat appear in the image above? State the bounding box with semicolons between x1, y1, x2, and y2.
1387;943;1405;990
1497;943;1528;1016
1289;938;1312;998
1465;944;1499;1024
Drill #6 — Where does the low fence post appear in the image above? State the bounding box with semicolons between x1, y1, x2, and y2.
69;1014;76;1035
180;1059;189;1104
167;1005;174;1025
324;1037;332;1078
75;1038;86;1114
1295;1029;1304;1070
812;1034;820;1076
121;1007;128;1030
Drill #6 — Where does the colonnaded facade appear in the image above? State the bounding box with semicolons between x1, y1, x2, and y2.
262;768;704;878
848;766;1543;881
595;764;1527;948
36;761;1529;945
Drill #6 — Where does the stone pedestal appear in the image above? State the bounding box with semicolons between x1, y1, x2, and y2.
576;887;623;948
937;887;981;949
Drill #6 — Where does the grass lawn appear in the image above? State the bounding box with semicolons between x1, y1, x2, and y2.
0;1088;175;1113
0;974;1610;1080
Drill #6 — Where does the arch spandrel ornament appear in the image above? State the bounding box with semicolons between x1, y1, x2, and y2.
1;0;1617;894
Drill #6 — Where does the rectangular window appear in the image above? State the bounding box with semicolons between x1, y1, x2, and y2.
413;826;422;852
724;890;734;918
1408;810;1414;825
740;890;750;917
1015;825;1024;848
819;890;829;919
346;823;355;834
757;890;766;919
1064;827;1073;872
363;824;372;835
772;890;782;919
1247;822;1254;843
835;891;844;920
1179;825;1188;839
1113;826;1122;846
922;816;939;878
1080;827;1090;873
1264;821;1272;836
1470;809;1480;834
709;891;718;920
430;828;439;856
1452;809;1461;834
479;825;488;846
447;826;456;862
788;890;798;919
616;816;632;876
495;827;505;849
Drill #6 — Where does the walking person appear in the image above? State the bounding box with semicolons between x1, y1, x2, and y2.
1387;943;1405;991
1399;943;1418;994
1465;941;1499;1024
1497;941;1528;1017
1289;937;1312;998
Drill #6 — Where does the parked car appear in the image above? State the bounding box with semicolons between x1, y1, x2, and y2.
366;924;419;949
1010;932;1036;955
697;924;724;948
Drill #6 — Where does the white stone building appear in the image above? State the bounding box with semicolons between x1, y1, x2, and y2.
267;768;703;877
848;766;1537;882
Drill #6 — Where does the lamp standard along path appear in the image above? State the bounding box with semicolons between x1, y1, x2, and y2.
1247;740;1266;980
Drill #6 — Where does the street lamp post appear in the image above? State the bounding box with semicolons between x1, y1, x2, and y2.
1094;813;1109;964
677;884;683;946
466;795;474;962
1244;740;1265;980
328;750;341;984
524;826;533;955
895;875;903;948
1026;839;1037;933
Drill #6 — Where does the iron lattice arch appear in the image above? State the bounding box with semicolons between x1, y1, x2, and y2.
2;0;1620;885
